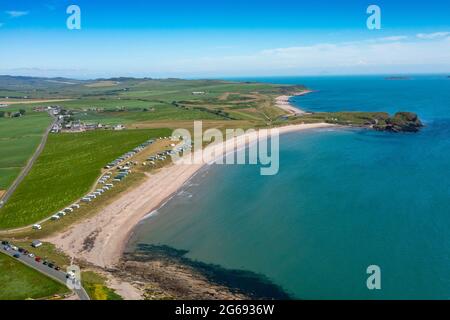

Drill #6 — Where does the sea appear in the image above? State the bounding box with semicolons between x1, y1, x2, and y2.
126;75;450;299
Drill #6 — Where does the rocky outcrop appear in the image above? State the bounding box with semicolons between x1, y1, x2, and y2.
374;112;423;132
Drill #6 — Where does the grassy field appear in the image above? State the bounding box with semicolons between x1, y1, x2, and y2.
0;128;170;229
0;112;51;190
5;77;304;127
82;271;122;300
0;252;69;300
3;142;173;239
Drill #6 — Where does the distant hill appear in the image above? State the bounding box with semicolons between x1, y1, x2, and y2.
0;75;84;90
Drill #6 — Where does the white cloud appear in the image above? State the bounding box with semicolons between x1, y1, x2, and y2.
5;10;29;18
260;38;450;68
417;32;450;40
170;36;450;75
376;36;409;42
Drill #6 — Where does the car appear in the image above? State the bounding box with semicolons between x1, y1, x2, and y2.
10;245;18;251
32;224;42;230
18;248;25;253
1;240;9;245
13;254;20;258
35;257;41;262
43;260;48;265
55;266;61;271
3;245;10;251
28;253;35;258
51;215;60;220
48;263;55;269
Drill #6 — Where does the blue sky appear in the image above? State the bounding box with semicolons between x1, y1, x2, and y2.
0;0;449;78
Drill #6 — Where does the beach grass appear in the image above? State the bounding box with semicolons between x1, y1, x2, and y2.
0;128;170;229
0;252;69;300
82;271;122;300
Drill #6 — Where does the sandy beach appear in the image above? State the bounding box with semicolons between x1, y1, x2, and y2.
46;122;334;270
275;90;313;115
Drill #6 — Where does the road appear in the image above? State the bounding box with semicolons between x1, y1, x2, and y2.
0;111;58;209
0;246;90;300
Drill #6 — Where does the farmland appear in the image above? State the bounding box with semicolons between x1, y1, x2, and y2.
0;252;69;300
0;128;170;229
3;77;304;127
0;112;51;190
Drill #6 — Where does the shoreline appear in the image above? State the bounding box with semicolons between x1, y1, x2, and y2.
46;122;336;271
275;90;313;115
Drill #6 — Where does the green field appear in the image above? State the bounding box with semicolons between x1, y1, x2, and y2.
0;112;51;190
0;128;170;229
6;78;302;126
0;252;69;300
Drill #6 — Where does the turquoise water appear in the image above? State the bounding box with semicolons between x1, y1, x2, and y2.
127;75;450;299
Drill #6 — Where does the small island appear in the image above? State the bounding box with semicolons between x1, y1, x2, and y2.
385;76;412;81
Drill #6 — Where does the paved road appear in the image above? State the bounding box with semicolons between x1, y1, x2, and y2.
0;246;90;300
0;111;57;209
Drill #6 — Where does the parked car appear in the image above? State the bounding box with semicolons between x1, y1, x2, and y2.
35;256;41;262
32;224;42;230
31;240;42;248
28;253;35;258
13;253;20;258
1;240;9;245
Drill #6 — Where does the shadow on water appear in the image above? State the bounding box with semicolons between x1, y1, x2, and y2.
125;243;293;300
